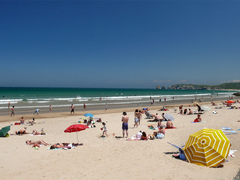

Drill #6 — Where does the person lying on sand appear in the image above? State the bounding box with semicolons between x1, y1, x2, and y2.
140;131;148;140
50;143;83;149
14;127;28;135
32;128;46;135
28;118;36;125
26;140;49;147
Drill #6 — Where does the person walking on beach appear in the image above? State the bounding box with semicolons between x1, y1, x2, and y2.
11;106;15;116
71;104;74;114
101;122;108;137
122;112;129;138
33;109;40;115
138;110;142;125
49;105;52;112
134;109;139;128
83;103;87;111
105;103;108;110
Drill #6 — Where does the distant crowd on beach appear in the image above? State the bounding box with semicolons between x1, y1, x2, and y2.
8;101;110;117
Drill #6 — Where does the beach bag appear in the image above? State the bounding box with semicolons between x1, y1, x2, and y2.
149;134;155;140
156;133;164;139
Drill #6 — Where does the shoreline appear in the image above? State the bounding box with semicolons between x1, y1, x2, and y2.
0;98;225;123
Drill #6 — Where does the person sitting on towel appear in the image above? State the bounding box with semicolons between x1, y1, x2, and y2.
194;114;202;122
166;120;174;128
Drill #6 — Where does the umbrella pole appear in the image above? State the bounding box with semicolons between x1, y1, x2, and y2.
76;131;79;144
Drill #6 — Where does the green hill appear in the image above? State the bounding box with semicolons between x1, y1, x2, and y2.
169;82;240;90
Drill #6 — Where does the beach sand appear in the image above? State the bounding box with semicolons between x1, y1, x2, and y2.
0;102;240;180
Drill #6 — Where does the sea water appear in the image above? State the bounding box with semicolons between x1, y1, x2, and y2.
0;87;236;112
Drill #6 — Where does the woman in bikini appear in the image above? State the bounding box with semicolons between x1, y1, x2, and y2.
50;143;83;149
26;140;49;146
15;127;28;135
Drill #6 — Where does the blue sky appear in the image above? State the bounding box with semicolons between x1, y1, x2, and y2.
1;1;240;88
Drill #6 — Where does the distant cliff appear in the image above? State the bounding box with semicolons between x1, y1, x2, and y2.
166;82;240;90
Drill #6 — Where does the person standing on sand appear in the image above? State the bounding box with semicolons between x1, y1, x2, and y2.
83;103;87;111
122;112;129;138
11;106;15;116
71;104;74;114
49;105;52;112
134;109;139;128
105;103;108;110
138;110;142;125
33;109;40;115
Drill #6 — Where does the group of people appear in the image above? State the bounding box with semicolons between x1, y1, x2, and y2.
25;140;83;149
179;105;194;115
18;117;36;125
120;109;175;139
14;127;45;135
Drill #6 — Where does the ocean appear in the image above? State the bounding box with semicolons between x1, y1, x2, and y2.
0;87;236;114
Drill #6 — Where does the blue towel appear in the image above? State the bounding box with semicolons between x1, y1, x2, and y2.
221;127;232;130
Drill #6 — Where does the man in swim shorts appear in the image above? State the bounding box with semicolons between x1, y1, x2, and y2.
71;104;74;114
121;111;129;138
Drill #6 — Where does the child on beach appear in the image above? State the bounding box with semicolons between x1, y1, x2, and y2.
20;116;25;124
194;114;202;122
101;122;108;137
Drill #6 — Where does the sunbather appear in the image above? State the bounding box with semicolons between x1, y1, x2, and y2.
154;113;160;121
28;118;36;125
50;143;83;149
140;131;148;140
188;109;193;115
26;140;49;146
153;126;165;139
32;128;46;135
14;127;28;135
194;114;202;122
166;120;174;128
20;116;25;124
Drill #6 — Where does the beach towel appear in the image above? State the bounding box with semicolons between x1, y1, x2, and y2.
228;150;237;157
222;130;238;135
165;127;176;129
47;147;62;150
29;133;47;136
191;121;206;123
126;138;140;141
221;127;232;130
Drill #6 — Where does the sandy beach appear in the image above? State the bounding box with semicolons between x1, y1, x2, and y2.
0;101;240;180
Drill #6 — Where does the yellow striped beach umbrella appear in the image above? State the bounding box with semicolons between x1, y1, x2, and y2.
183;128;230;167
